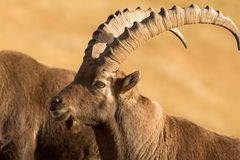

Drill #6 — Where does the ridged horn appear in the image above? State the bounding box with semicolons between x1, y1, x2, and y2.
98;4;240;71
84;7;187;61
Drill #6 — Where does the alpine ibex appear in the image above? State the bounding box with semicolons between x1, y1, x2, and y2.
0;7;187;159
51;4;240;160
0;51;100;160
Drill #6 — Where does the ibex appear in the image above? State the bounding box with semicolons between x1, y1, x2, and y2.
0;7;187;160
51;4;240;160
0;51;100;160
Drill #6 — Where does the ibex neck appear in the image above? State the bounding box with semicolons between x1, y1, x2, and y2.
93;118;125;160
116;98;167;159
110;94;168;159
93;93;168;160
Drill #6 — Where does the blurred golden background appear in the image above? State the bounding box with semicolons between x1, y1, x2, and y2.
0;0;239;136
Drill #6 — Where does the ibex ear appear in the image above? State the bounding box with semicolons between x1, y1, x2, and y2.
120;71;141;93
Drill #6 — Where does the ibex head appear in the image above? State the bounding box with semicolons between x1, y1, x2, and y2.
50;5;240;128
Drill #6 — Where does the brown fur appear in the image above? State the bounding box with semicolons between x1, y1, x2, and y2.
0;51;100;160
50;5;240;160
52;59;240;160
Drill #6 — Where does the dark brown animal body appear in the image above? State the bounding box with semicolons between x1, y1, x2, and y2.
162;116;240;160
92;95;240;160
0;51;99;160
50;5;240;160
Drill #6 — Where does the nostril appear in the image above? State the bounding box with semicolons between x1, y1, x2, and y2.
51;96;62;109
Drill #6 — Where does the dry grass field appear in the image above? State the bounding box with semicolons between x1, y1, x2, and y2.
0;0;239;136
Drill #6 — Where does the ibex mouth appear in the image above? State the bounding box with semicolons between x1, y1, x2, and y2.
51;108;71;121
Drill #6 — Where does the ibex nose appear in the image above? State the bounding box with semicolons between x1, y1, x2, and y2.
50;96;62;111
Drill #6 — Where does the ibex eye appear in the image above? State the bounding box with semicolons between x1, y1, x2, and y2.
94;81;106;88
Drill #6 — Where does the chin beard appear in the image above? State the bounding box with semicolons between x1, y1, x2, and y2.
65;115;80;133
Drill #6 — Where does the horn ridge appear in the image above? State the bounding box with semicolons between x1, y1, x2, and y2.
100;4;240;71
84;7;188;60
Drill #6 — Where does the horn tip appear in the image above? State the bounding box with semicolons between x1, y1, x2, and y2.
236;34;240;51
180;40;188;49
184;43;188;49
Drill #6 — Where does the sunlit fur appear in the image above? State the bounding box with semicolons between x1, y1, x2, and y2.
54;58;240;160
0;51;99;160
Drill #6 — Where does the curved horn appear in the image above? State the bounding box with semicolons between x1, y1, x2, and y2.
98;4;240;71
169;28;188;48
84;7;187;61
